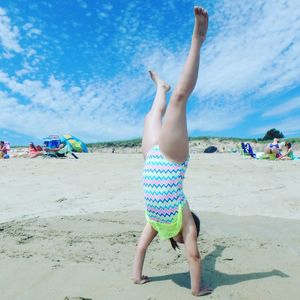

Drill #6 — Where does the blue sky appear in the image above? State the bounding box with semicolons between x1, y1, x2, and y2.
0;0;300;145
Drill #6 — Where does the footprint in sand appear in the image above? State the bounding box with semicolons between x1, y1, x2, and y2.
56;197;68;202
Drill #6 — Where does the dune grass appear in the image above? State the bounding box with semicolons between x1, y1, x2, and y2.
87;136;299;149
11;136;300;149
87;138;142;148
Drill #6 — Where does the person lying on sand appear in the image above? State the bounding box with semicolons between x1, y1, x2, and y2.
132;6;213;297
28;142;44;159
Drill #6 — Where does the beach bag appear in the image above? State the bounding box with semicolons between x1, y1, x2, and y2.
204;146;218;153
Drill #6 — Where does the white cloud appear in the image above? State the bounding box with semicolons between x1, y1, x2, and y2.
263;96;300;117
26;48;37;58
97;12;108;20
77;0;87;9
0;71;152;141
15;61;34;77
0;7;22;54
252;116;300;136
133;0;300;132
188;106;251;132
196;0;300;99
23;23;33;30
26;28;42;38
103;3;113;11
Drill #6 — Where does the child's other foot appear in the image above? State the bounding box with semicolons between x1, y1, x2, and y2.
193;6;208;42
149;70;171;92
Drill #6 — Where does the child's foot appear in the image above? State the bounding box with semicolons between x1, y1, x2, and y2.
193;6;208;42
149;70;171;92
132;275;150;285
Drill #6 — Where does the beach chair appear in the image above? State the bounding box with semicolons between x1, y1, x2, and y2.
43;135;74;158
43;135;60;148
241;142;256;158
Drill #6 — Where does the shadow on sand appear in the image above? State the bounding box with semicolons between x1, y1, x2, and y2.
150;245;289;290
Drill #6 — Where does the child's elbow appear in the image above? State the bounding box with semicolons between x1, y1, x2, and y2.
187;251;201;263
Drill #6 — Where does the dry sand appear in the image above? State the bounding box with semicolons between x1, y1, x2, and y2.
0;152;300;300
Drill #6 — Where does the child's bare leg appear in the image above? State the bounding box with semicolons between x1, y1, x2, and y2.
142;71;170;159
132;222;157;283
159;7;208;162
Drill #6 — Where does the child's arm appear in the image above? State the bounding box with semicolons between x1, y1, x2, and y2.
278;148;292;159
183;214;213;296
132;223;157;283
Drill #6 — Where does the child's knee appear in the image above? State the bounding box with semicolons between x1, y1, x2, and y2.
147;107;165;118
171;89;188;103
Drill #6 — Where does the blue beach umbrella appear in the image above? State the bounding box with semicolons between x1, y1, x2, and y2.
61;134;88;153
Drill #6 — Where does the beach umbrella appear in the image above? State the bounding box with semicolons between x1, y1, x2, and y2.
61;134;88;153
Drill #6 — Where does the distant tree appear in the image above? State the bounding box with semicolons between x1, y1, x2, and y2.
262;128;284;141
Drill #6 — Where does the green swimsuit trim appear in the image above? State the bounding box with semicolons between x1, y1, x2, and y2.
145;202;186;240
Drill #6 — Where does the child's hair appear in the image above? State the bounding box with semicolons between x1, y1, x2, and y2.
29;142;37;150
169;211;200;250
285;142;292;149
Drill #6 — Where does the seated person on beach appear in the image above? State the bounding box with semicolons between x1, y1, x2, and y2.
0;141;9;159
28;142;44;159
277;142;296;160
44;139;68;157
264;138;281;156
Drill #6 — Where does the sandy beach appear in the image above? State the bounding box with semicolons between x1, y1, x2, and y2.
1;152;300;300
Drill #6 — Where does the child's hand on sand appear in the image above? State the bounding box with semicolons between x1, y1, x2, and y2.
192;287;214;297
194;6;208;42
132;275;150;285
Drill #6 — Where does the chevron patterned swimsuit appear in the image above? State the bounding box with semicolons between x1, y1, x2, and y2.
143;145;189;240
